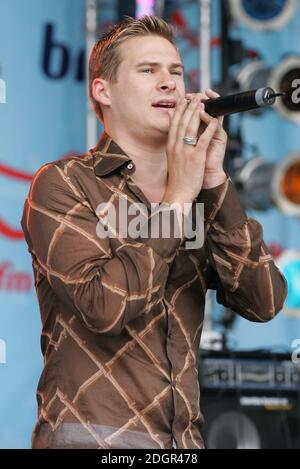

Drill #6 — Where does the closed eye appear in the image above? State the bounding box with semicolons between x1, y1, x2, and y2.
141;69;182;76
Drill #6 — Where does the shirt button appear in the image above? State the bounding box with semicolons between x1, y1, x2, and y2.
127;162;134;170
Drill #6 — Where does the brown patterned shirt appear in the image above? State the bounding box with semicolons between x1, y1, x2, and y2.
21;132;287;449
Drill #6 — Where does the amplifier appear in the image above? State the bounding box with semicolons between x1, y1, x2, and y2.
199;350;300;392
199;350;300;449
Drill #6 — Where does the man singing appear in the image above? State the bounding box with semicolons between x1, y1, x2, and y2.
21;15;287;449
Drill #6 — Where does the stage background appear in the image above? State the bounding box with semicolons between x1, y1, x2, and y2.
0;0;86;448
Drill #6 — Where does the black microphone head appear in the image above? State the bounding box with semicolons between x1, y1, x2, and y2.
256;87;277;106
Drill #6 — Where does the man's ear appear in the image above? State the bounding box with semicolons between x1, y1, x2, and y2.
92;78;111;107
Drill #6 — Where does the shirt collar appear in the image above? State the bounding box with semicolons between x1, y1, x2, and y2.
91;131;134;177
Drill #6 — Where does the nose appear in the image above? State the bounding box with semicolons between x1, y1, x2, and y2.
157;71;176;91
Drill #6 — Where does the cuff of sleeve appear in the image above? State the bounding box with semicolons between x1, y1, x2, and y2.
197;176;247;231
139;203;185;259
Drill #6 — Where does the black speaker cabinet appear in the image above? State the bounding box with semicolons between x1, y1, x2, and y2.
199;350;300;449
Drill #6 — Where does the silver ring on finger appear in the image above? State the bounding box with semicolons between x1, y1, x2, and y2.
183;135;198;146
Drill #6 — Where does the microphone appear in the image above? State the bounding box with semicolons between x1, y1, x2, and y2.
201;87;285;117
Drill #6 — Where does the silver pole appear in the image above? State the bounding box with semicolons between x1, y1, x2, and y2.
200;0;216;342
200;0;212;92
155;0;165;17
86;0;98;149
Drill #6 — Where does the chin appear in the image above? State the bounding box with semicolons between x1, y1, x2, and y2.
155;126;169;139
156;118;172;132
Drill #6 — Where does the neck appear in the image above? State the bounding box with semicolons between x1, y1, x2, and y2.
105;126;168;188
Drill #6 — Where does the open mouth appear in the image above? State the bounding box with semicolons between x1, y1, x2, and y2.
152;102;176;109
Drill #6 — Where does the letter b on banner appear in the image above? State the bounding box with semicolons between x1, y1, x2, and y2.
42;23;84;81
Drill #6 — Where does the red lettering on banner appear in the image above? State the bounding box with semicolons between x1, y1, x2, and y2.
0;262;32;292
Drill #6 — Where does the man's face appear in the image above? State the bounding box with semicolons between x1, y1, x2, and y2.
107;35;185;139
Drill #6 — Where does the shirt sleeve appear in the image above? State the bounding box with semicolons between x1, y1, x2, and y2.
20;163;182;336
197;176;288;322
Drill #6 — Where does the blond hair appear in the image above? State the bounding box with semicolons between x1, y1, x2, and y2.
89;15;177;122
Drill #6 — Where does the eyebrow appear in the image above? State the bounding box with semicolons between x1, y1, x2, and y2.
135;61;185;71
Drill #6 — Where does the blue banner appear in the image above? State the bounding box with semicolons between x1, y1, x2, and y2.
0;0;86;448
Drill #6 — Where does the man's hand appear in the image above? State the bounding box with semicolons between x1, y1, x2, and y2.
163;94;220;207
185;89;227;189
